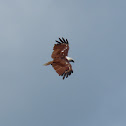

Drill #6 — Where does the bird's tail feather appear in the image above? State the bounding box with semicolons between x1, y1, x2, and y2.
43;61;53;66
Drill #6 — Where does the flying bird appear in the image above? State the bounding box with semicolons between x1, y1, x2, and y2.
44;37;74;79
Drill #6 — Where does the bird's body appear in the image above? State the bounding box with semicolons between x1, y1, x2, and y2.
44;37;74;79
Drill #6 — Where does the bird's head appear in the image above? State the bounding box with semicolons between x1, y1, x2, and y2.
66;56;74;63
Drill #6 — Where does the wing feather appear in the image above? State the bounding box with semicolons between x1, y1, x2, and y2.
52;58;73;79
51;37;69;59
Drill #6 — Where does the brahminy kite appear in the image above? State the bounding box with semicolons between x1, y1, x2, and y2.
44;37;74;79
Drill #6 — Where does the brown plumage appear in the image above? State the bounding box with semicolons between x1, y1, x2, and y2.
44;37;74;80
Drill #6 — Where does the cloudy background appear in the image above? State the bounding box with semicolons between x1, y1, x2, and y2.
0;0;126;126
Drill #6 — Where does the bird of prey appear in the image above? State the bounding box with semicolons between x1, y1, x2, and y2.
44;37;74;79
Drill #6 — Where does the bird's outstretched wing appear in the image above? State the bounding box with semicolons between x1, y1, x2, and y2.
51;37;69;59
52;58;73;79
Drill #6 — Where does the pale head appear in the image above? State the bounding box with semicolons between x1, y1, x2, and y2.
66;56;74;63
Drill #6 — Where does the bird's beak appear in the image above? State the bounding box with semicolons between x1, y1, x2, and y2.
72;60;74;63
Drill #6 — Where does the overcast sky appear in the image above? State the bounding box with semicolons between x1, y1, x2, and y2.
0;0;126;126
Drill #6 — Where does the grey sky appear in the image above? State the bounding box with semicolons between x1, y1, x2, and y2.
0;0;126;126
